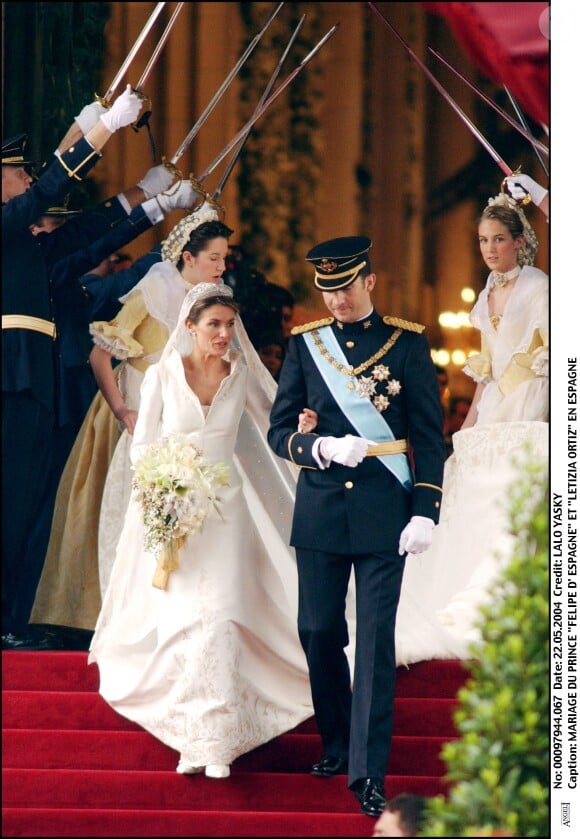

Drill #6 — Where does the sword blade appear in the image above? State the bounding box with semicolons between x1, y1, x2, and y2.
428;47;549;159
210;14;306;200
367;2;513;177
135;2;185;92
104;2;167;102
503;85;550;177
170;2;285;165
197;23;339;184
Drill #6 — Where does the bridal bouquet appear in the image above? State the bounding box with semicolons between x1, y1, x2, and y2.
132;433;230;589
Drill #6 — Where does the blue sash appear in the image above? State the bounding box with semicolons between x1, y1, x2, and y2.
303;327;412;491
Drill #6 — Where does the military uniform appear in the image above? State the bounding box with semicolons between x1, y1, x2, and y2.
2;133;101;636
268;237;445;809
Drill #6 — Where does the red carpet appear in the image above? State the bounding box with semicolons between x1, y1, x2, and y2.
2;651;468;837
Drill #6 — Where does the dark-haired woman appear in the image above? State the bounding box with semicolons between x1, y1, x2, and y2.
89;283;312;778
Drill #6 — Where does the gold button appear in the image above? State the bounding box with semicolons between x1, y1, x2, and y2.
345;481;354;489
435;501;440;508
297;446;303;453
346;340;355;348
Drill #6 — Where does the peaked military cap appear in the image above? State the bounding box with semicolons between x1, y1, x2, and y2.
305;236;372;290
42;205;82;219
2;133;34;166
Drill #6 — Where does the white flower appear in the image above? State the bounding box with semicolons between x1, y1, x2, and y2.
132;433;230;557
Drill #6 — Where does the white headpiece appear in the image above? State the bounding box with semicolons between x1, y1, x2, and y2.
161;282;235;360
161;200;220;264
485;192;539;266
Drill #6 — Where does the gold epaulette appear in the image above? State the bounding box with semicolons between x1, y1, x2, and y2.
291;317;334;335
383;315;425;334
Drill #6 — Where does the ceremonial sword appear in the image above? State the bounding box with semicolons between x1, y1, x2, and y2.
210;14;306;201
503;85;549;178
428;47;549;160
367;2;519;178
170;2;285;166
130;3;186;149
134;2;185;95
102;2;167;103
191;23;339;187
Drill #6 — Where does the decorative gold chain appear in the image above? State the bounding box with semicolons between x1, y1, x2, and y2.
312;328;403;377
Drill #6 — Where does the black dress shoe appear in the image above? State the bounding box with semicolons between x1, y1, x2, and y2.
351;777;386;817
2;629;64;651
310;755;348;777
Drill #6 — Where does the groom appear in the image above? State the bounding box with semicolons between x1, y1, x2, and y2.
267;236;446;817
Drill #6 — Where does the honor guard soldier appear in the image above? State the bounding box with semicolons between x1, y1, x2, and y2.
268;236;446;817
2;87;145;649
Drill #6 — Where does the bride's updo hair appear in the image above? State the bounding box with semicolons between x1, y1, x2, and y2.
185;294;240;326
479;193;538;266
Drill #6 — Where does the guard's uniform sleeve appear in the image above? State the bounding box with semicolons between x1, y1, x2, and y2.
2;137;101;233
48;207;156;294
403;332;446;523
85;248;162;322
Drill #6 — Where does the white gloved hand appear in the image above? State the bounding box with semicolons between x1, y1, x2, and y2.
100;84;143;133
137;164;177;200
398;515;435;556
318;436;371;467
504;174;548;207
155;179;203;213
75;101;108;134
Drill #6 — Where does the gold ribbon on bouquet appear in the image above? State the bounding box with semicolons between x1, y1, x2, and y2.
152;534;186;590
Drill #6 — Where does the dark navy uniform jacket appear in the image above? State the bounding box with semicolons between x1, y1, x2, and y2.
2;138;101;412
268;309;446;555
50;244;161;429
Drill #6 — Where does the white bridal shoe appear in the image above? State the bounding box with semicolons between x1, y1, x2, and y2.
176;759;203;775
205;764;230;779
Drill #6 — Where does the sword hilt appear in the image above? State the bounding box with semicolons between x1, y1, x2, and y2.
94;93;111;109
501;166;532;206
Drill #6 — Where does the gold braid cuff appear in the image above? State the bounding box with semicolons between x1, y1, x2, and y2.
414;482;442;493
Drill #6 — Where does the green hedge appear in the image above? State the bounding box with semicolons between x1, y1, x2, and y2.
422;454;549;837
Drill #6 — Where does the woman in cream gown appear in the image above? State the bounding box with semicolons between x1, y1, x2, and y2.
393;192;549;665
89;283;313;776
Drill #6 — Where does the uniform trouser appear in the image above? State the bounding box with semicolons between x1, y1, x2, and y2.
2;393;54;633
295;547;405;788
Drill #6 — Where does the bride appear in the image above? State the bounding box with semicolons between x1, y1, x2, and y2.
89;282;313;777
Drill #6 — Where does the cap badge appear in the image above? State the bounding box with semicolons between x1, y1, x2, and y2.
319;258;338;273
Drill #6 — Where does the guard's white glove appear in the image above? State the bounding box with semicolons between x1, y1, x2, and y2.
318;436;371;467
504;174;548;207
137;164;177;200
155;179;203;212
100;84;143;133
75;101;108;134
398;515;435;556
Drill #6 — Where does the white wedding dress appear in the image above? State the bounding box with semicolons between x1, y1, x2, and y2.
89;347;313;768
393;265;549;666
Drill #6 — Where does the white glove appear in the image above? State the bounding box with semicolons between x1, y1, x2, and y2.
137;164;176;200
75;101;108;134
398;515;435;556
155;180;204;213
504;174;548;207
100;84;143;133
318;436;370;468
